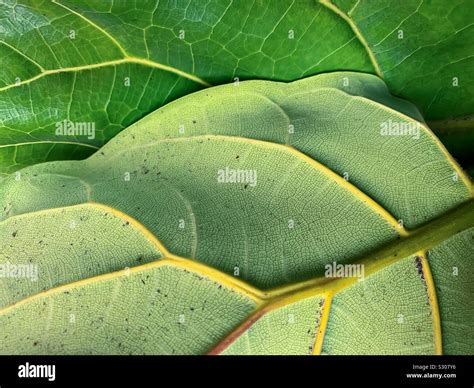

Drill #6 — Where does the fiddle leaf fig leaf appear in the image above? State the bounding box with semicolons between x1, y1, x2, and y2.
0;73;472;355
0;0;473;175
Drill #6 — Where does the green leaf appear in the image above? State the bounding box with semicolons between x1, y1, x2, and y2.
428;228;474;354
219;294;325;355
1;0;473;175
0;264;257;355
322;254;440;355
326;0;474;120
0;203;164;308
0;73;472;354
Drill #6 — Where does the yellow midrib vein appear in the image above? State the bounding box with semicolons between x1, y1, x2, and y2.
1;199;472;353
0;0;469;354
0;56;210;93
210;199;474;353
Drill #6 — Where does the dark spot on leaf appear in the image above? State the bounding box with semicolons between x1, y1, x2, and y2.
415;256;424;277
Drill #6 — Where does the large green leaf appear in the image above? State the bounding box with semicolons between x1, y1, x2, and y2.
1;0;473;176
0;73;472;354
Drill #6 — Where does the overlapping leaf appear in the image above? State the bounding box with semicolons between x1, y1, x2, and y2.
1;0;473;176
0;73;472;354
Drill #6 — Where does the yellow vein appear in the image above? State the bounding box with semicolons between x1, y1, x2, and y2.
0;258;260;317
420;251;443;355
208;288;330;354
210;201;473;354
1;199;472;352
87;201;171;255
2;186;473;304
137;134;407;235
0;201;264;304
26;0;210;88
166;254;264;303
0;56;210;93
283;141;407;235
327;86;474;195
52;0;129;57
312;293;333;355
0;202;167;252
127;57;210;86
0;59;124;92
0;41;45;71
319;0;383;78
0;140;99;150
264;199;474;299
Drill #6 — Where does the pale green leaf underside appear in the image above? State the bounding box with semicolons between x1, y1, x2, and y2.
0;73;472;354
0;204;164;308
0;0;473;174
221;295;325;355
428;227;474;354
1;73;471;287
0;265;256;355
323;255;436;355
